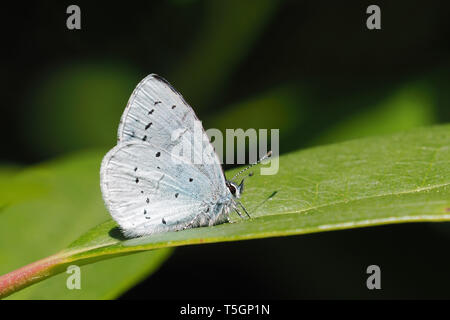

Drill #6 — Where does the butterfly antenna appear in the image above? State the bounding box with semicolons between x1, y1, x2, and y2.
231;151;272;182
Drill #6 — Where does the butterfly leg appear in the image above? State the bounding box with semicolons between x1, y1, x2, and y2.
237;201;251;219
182;215;199;230
234;206;248;222
182;206;210;230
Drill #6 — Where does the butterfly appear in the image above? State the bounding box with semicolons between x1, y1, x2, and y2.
100;74;270;238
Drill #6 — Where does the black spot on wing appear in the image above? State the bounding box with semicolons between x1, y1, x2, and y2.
162;218;166;224
135;178;139;183
154;101;162;105
145;122;152;130
189;178;193;182
175;193;179;198
148;109;154;115
156;152;161;157
142;135;147;141
146;198;149;204
172;105;176;109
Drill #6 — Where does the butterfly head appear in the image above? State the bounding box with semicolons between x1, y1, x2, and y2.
226;171;253;199
225;151;271;200
226;180;243;199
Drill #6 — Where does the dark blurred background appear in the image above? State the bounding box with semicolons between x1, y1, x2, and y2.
1;0;450;298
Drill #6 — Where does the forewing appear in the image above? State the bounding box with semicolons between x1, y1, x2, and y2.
118;74;225;189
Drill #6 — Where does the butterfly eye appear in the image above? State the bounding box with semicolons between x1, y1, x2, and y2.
228;184;236;195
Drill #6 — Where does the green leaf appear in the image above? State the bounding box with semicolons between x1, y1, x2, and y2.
6;249;171;300
0;152;172;299
2;125;450;298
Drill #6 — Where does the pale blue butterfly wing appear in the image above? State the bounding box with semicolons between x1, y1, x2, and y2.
100;74;232;237
117;74;224;186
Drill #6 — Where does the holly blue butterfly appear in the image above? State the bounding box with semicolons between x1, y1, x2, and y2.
100;74;270;238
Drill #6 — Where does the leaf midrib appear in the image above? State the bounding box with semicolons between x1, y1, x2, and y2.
265;182;449;217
